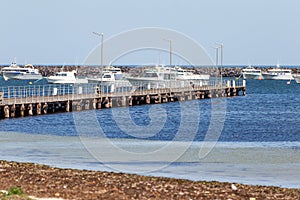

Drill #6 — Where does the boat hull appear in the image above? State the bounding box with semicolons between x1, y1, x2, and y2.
242;73;263;80
262;74;294;80
3;73;43;81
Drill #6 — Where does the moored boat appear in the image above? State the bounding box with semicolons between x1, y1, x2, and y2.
1;62;42;81
241;67;263;80
262;68;294;80
47;70;88;84
126;65;209;89
87;71;116;84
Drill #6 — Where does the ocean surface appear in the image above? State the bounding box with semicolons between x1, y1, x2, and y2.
0;78;300;188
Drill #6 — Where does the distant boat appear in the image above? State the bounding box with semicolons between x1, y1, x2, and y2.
241;66;263;80
87;66;124;84
47;70;88;84
126;65;209;89
102;66;123;80
175;67;210;80
87;71;116;84
262;68;294;80
1;62;42;81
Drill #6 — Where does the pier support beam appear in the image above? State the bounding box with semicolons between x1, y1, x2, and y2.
10;104;15;118
92;99;97;109
187;93;193;100
28;104;33;116
108;98;112;108
104;98;109;108
20;104;25;116
4;105;9;118
128;96;133;106
207;92;212;98
66;101;70;112
97;99;102;109
42;103;48;114
146;95;150;104
37;103;42;115
85;100;90;110
155;95;161;104
121;96;127;107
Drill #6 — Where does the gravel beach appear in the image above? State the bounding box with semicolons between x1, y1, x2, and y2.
0;160;299;200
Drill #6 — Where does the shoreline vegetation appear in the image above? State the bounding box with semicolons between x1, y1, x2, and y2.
0;160;299;200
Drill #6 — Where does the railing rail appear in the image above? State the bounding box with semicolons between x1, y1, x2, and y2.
0;79;245;105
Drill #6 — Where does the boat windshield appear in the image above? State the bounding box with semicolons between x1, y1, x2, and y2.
143;73;158;78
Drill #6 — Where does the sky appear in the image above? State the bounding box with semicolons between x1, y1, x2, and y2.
1;0;300;65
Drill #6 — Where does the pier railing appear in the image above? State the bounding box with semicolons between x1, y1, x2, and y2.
0;78;245;105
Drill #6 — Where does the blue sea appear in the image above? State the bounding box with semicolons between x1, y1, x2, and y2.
0;78;300;188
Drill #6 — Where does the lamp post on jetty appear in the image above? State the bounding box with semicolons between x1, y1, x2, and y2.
213;43;223;87
216;43;223;86
92;32;104;96
163;39;172;67
163;38;173;95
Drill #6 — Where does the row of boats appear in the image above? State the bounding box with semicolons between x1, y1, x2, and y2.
0;62;210;87
241;67;300;83
2;61;300;85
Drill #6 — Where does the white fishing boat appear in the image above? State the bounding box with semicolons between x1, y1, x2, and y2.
262;68;294;80
47;70;88;84
1;62;42;81
241;67;263;80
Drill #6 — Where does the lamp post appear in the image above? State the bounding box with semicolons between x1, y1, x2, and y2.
216;43;223;87
213;43;223;87
163;39;172;93
92;32;104;96
163;39;172;67
92;32;104;68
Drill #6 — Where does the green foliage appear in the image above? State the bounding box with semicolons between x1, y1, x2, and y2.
7;186;23;196
1;186;31;200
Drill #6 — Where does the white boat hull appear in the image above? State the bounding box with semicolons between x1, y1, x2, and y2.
262;74;294;80
3;73;43;80
47;78;76;84
242;73;263;80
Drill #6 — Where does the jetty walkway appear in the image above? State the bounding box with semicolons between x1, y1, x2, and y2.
0;79;246;119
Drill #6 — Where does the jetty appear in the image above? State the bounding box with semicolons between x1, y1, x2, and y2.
0;79;246;119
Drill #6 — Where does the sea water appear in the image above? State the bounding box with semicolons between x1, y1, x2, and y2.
0;79;300;188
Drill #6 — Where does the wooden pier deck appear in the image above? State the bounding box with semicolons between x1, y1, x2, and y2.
0;80;246;119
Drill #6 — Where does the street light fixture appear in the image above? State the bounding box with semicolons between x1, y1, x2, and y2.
163;39;173;93
213;43;223;87
163;39;172;67
92;32;104;97
92;32;104;68
216;43;223;86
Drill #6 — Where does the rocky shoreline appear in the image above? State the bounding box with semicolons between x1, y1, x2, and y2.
0;160;299;200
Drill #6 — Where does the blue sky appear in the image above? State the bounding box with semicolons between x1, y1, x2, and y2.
1;0;300;65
